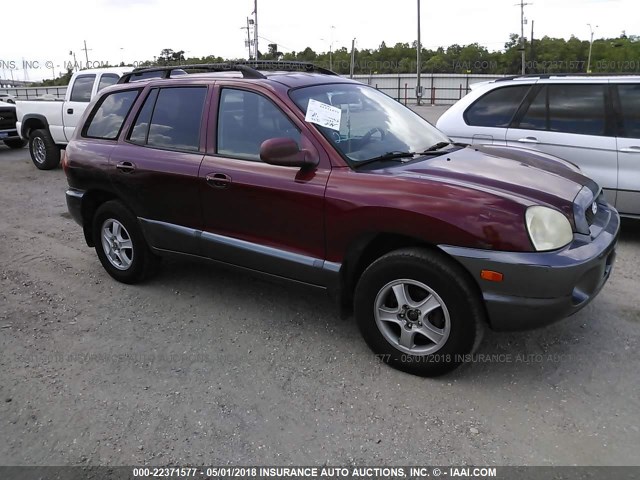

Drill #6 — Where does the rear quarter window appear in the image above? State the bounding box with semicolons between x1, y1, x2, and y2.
464;85;531;127
83;89;140;140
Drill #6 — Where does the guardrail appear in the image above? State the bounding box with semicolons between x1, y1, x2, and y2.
0;86;67;100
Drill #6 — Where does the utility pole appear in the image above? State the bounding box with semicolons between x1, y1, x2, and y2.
69;50;78;71
242;18;253;59
519;0;525;74
82;40;92;65
253;0;259;60
350;38;356;78
587;23;598;73
416;0;422;106
530;20;535;71
515;1;531;75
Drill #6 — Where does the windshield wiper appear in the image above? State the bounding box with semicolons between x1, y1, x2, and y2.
421;141;452;152
353;151;417;169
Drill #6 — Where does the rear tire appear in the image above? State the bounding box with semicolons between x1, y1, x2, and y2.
29;129;60;170
354;247;485;377
92;201;159;284
4;139;26;149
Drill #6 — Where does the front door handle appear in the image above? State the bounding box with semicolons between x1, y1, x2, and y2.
517;136;539;144
116;161;136;173
67;108;74;115
205;173;231;188
619;146;640;153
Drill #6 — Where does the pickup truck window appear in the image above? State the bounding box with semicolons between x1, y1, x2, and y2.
70;75;96;102
217;88;300;161
84;89;140;140
98;74;120;92
129;87;206;152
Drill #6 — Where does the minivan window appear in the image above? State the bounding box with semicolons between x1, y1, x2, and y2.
618;84;640;138
464;85;530;127
217;88;300;161
547;84;606;136
84;89;139;140
98;74;120;92
70;75;96;102
131;87;206;152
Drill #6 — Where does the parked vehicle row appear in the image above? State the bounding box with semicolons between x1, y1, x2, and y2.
63;62;619;376
436;75;640;217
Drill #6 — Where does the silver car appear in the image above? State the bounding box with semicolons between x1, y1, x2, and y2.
436;75;640;217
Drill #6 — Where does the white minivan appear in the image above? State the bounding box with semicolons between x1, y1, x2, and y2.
436;75;640;217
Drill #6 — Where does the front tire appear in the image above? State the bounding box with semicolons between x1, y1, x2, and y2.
354;247;485;376
92;201;159;284
4;139;27;149
29;129;60;170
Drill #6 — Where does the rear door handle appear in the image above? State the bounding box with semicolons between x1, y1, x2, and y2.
67;108;74;115
116;161;136;173
517;136;539;144
619;146;640;153
205;173;231;188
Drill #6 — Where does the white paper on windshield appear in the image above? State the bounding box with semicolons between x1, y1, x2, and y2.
305;99;341;131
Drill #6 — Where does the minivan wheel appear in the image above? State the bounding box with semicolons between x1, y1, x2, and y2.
29;129;60;170
92;201;159;284
354;247;484;377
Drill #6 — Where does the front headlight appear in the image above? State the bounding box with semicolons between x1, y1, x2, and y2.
525;206;573;251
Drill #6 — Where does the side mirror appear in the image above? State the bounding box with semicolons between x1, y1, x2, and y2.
260;138;318;169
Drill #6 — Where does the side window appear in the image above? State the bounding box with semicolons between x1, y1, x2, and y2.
70;75;96;102
84;89;139;140
517;86;547;130
98;74;120;92
618;84;640;138
129;88;159;144
127;87;206;152
547;84;606;136
464;86;530;127
217;88;300;161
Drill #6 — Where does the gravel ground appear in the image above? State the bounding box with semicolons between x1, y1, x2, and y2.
0;130;639;466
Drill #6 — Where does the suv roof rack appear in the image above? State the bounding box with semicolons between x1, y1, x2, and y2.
495;72;638;82
118;61;338;84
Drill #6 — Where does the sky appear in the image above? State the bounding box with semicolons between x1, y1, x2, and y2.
1;0;636;81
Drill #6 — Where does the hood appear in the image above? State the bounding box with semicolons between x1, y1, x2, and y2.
376;144;599;211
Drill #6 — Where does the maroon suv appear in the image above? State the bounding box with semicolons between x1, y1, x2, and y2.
63;62;619;376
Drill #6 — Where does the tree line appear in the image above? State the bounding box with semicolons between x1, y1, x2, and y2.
33;32;640;86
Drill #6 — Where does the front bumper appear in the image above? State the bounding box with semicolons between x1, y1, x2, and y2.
0;128;20;141
440;205;620;331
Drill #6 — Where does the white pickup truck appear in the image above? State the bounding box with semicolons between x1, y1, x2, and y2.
17;67;131;169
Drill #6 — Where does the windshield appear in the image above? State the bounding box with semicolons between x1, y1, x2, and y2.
290;83;450;165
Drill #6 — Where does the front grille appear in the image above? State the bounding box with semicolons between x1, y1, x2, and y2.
0;107;16;130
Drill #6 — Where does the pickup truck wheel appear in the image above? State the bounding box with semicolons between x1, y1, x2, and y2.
29;129;60;170
354;247;484;377
92;201;159;284
3;139;27;149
